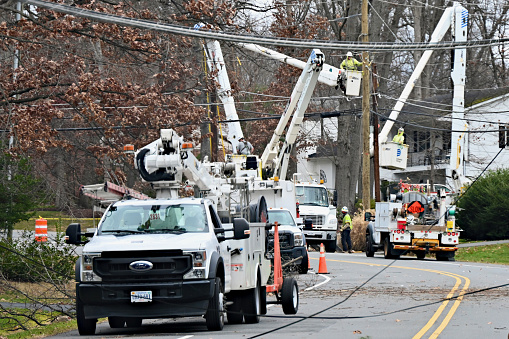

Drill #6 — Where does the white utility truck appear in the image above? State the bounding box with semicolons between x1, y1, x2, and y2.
365;190;459;261
66;129;299;335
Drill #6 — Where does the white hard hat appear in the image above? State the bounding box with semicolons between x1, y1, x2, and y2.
398;127;404;132
341;206;348;213
346;52;353;57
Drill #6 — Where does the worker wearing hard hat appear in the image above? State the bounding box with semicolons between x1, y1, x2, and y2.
338;52;363;95
340;52;363;71
236;137;254;155
340;206;354;253
393;127;405;144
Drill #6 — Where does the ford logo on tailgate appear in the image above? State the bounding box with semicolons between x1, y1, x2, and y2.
129;260;153;272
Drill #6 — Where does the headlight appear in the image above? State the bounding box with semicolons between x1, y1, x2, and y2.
329;218;337;225
81;252;102;282
294;232;304;246
183;250;207;280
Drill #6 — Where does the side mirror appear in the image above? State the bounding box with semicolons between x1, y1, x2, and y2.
332;191;338;206
233;218;251;240
364;212;372;221
65;223;84;244
304;218;313;230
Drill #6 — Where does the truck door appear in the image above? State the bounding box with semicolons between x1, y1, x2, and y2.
208;205;231;289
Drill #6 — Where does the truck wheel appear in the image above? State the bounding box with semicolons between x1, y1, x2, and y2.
206;277;225;331
281;277;298;315
126;317;142;327
415;251;426;260
226;293;243;324
260;282;267;315
436;253;455;261
325;240;336;253
365;234;375;257
244;278;261;324
108;316;126;328
77;297;96;335
298;252;309;274
383;237;394;259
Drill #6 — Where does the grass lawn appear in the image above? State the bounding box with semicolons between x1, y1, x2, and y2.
455;242;509;265
14;211;98;232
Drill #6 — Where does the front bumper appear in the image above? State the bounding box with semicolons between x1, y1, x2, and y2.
77;279;214;319
280;246;307;263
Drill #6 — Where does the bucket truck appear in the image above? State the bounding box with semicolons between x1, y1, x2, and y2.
200;40;339;253
365;2;469;261
65;129;300;335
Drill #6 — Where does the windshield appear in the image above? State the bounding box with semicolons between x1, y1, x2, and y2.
99;203;208;234
268;210;296;226
295;186;329;207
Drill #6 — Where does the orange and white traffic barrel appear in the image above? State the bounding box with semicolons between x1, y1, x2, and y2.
35;217;48;242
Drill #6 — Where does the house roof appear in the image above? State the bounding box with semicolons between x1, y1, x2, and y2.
382;87;509;129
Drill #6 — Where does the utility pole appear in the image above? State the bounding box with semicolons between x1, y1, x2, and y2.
361;0;370;211
372;64;381;202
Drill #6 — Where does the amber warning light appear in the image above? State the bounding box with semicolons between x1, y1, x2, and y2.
123;144;135;153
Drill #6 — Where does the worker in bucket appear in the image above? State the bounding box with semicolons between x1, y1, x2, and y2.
340;206;354;253
393;127;405;144
338;52;362;95
236;137;254;155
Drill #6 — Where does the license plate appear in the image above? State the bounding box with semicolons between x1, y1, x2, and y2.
131;291;152;303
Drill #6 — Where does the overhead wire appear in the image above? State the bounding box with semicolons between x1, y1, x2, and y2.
17;0;509;52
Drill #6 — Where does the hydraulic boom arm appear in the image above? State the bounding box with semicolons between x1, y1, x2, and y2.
260;49;324;179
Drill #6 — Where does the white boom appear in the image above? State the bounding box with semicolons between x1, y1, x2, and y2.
260;49;324;179
202;39;244;152
237;43;342;88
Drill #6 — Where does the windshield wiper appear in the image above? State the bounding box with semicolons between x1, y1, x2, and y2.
145;228;187;234
101;229;145;234
301;202;324;206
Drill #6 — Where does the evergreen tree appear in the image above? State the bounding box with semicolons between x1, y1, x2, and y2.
456;168;509;240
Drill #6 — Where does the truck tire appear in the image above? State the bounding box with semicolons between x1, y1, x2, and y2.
383;237;397;259
108;316;125;328
226;293;243;324
365;234;375;257
436;253;455;261
244;278;261;324
298;252;309;274
281;277;298;315
260;283;267;315
126;317;142;327
206;277;225;331
325;240;336;253
77;296;96;335
415;251;426;260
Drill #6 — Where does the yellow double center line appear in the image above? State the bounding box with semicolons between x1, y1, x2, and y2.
326;259;470;338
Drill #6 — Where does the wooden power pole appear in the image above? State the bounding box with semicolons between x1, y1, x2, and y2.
361;0;370;211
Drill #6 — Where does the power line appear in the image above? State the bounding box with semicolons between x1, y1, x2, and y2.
18;0;509;52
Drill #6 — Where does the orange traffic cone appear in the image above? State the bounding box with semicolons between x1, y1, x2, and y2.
318;243;329;274
35;216;48;242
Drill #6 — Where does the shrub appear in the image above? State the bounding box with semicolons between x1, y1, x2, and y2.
456;168;509;240
0;230;78;283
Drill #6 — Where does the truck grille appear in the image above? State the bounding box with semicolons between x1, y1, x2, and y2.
268;232;293;250
301;215;324;226
94;250;192;282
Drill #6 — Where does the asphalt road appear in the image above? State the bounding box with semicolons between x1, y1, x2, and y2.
43;251;508;339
